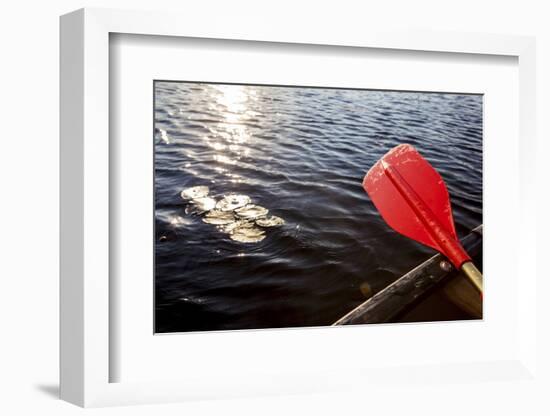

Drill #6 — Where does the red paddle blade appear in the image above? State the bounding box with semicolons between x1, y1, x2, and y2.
363;144;470;268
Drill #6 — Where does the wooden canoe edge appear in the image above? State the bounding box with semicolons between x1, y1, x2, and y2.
333;225;483;325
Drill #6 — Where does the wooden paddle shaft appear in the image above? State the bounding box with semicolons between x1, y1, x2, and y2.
460;261;483;293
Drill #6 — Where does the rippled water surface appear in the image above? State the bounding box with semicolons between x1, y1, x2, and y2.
154;82;482;333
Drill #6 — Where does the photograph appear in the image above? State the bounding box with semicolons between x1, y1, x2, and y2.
154;81;483;333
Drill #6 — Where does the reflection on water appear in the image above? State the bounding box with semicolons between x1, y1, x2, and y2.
207;85;254;174
154;82;483;333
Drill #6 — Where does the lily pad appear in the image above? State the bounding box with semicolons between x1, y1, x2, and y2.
215;194;251;212
230;226;266;243
202;210;235;225
190;196;216;212
255;215;285;227
180;186;209;200
222;220;254;234
235;204;269;220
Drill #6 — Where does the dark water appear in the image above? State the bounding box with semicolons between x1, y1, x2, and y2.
154;82;482;333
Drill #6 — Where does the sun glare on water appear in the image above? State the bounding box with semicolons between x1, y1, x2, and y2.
204;85;261;183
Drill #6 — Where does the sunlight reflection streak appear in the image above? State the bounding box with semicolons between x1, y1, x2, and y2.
201;85;261;183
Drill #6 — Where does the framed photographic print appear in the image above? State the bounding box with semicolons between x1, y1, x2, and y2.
60;7;539;408
153;81;483;334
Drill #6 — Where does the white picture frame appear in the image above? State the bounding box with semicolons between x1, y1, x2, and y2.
60;7;538;408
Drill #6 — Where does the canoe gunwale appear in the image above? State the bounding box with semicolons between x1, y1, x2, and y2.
333;225;483;326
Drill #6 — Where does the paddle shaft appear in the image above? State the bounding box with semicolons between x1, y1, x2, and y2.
461;261;483;293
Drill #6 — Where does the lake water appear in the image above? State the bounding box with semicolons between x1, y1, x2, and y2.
154;82;482;333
